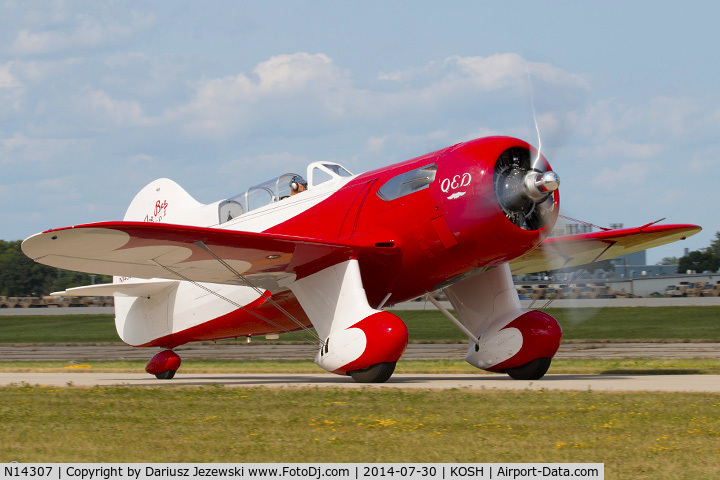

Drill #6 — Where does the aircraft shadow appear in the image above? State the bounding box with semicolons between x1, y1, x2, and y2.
138;372;650;386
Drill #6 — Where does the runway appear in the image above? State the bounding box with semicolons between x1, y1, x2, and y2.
2;343;718;392
1;371;719;392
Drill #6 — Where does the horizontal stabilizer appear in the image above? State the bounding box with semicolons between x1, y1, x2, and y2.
509;224;701;274
52;279;180;297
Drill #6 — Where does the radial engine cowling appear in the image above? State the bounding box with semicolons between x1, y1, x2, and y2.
493;146;560;231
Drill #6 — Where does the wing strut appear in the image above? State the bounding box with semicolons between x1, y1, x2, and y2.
425;294;480;346
193;241;322;344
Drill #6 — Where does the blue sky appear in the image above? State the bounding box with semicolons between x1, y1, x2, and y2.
2;1;718;263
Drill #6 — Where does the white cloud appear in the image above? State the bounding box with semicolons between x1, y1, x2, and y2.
0;62;24;113
577;139;664;162
577;96;720;148
0;134;86;166
5;58;82;85
364;130;450;155
174;52;591;142
380;53;589;92
8;11;155;56
126;153;157;165
219;152;313;175
0;63;21;88
104;52;149;69
86;90;153;127
687;147;720;173
252;52;350;94
452;54;589;91
591;162;651;189
175;52;353;138
619;96;720;142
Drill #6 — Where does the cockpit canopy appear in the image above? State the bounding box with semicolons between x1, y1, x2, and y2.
218;161;353;224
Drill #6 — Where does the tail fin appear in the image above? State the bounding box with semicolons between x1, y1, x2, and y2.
124;178;216;226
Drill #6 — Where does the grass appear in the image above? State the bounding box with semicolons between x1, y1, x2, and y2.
0;315;119;343
548;306;720;342
403;307;720;342
2;307;719;477
1;385;718;479
2;306;720;344
1;358;720;375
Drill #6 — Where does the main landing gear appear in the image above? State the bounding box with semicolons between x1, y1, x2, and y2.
146;350;181;379
504;357;552;380
348;362;397;383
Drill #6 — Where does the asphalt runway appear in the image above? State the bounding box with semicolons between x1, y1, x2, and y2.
1;343;719;392
1;371;719;392
2;342;720;361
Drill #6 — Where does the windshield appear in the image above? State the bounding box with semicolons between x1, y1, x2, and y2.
217;162;354;224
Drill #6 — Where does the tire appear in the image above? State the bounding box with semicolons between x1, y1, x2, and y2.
155;369;176;380
505;357;552;380
349;362;396;383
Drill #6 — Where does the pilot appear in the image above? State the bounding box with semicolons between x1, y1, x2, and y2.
290;175;308;196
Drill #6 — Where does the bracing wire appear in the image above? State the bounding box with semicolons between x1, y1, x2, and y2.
150;259;320;346
529;242;615;310
192;241;322;344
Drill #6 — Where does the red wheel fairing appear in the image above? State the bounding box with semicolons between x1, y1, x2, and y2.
332;311;409;375
485;310;562;372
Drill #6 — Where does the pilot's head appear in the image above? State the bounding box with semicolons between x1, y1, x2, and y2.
290;175;308;195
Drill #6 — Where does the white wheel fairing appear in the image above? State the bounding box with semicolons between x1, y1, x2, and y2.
444;262;537;371
465;327;523;370
314;328;367;373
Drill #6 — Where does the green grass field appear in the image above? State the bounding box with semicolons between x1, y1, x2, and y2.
2;308;720;476
1;385;718;479
2;306;720;344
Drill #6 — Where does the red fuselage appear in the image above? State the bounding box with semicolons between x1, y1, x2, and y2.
268;136;558;308
128;136;559;347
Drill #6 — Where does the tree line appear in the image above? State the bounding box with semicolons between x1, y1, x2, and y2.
0;240;111;297
678;231;720;273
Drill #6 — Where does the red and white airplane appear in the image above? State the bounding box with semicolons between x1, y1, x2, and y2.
22;136;700;382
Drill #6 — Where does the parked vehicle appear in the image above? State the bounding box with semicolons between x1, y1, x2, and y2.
664;281;707;297
664;282;689;297
0;295;114;308
516;285;546;301
700;281;720;297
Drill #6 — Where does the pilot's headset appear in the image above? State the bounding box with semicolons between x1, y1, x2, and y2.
290;175;307;192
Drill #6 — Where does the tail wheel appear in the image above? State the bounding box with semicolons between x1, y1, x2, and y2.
155;370;176;380
146;350;181;379
349;362;396;383
505;357;552;380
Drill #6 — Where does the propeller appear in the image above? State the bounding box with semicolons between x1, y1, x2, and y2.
517;64;606;319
